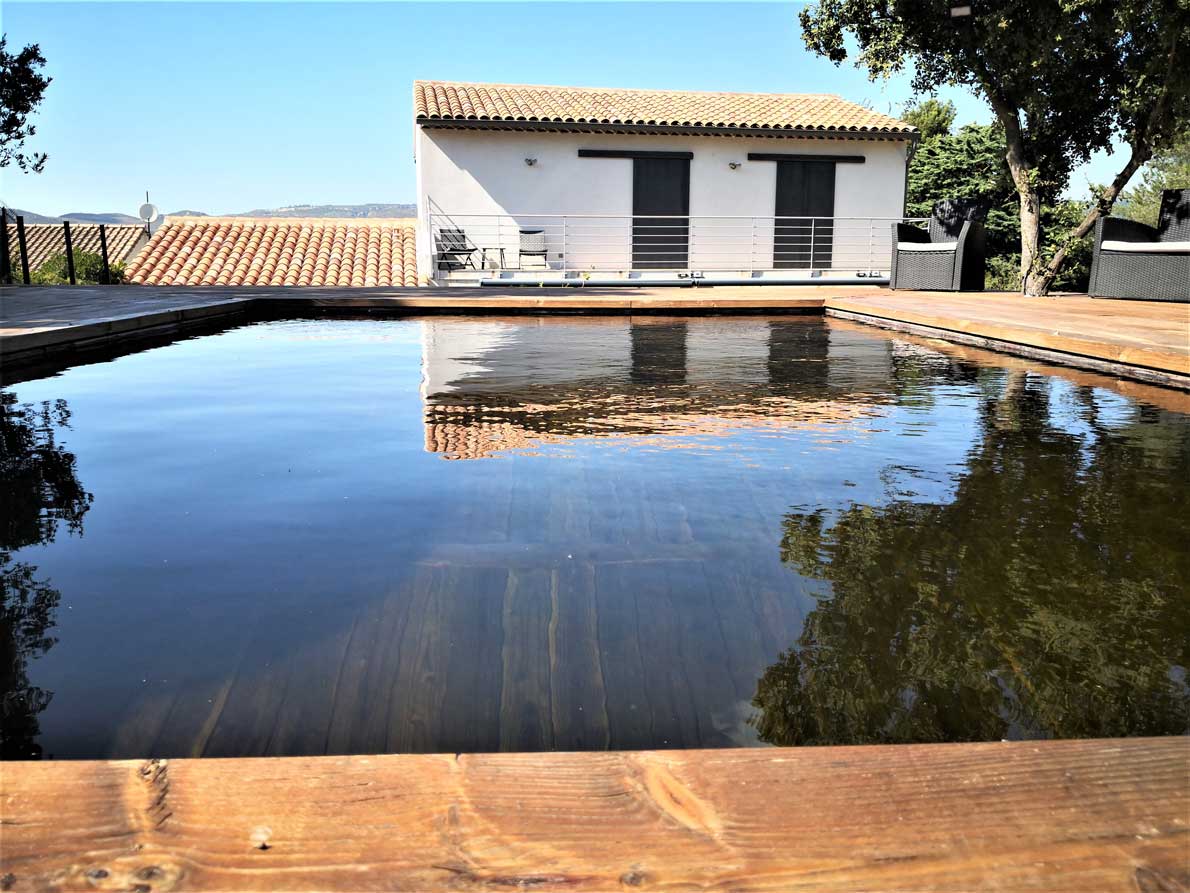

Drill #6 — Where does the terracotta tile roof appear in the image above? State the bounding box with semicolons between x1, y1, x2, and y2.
126;217;419;287
6;223;147;272
423;394;889;460
414;81;915;137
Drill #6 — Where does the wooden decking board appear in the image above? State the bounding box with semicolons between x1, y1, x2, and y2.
2;738;1185;892
827;291;1190;378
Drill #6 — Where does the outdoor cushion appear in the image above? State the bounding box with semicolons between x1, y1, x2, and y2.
897;241;958;251
1101;240;1190;253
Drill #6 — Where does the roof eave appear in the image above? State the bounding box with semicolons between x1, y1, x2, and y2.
416;118;918;142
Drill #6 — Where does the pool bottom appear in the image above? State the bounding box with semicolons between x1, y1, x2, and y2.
2;314;1187;760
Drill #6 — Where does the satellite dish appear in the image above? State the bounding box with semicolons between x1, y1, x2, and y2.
139;202;159;223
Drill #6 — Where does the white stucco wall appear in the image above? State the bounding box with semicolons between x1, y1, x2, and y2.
415;127;911;279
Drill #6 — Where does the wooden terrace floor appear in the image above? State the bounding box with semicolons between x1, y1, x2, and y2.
3;738;1187;892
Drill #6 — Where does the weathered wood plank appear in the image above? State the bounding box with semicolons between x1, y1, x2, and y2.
2;738;1185;892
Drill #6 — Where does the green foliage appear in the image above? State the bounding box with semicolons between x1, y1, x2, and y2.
0;394;92;759
1116;129;1190;227
984;201;1096;292
906;122;1093;290
28;250;126;285
752;371;1190;746
0;35;52;173
800;0;1190;292
901;98;956;140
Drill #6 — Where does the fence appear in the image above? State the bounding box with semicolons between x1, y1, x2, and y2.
427;213;929;281
1;208;120;285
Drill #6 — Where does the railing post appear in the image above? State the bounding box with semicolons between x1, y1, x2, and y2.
1;208;11;285
99;223;112;285
16;215;31;285
811;218;817;271
750;217;757;273
63;221;77;284
868;218;875;275
562;215;568;272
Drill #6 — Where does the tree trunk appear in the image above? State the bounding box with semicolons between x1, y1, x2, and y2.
1018;191;1045;296
1031;148;1150;295
979;83;1044;295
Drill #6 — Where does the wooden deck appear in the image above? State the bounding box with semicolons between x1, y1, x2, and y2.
3;737;1186;892
2;284;1187;387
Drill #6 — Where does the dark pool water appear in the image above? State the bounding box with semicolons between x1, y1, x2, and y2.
2;315;1187;760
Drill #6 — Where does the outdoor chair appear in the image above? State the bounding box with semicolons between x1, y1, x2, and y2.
435;227;479;272
519;229;549;270
891;199;987;291
1089;188;1190;302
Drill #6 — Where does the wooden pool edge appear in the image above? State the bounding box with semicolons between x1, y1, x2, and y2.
826;302;1190;390
2;287;1187;390
2;737;1186;892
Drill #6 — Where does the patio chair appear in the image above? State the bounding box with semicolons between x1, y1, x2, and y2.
435;227;479;272
519;229;548;270
891;199;987;291
1089;188;1190;302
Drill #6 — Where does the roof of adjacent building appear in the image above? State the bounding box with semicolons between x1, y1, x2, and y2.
126;217;418;287
6;223;147;272
414;81;915;138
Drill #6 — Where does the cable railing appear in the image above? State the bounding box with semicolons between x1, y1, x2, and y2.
427;213;929;282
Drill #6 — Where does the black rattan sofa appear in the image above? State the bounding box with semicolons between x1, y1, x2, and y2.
1089;188;1190;302
890;199;987;291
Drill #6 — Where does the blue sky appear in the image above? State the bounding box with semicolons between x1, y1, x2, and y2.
4;1;1121;216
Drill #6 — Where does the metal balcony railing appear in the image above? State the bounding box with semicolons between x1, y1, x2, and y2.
427;213;929;282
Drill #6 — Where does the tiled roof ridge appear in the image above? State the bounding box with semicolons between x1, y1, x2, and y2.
413;80;915;135
415;79;843;101
164;216;415;225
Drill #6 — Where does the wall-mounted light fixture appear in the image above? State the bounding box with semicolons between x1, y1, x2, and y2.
728;162;741;170
524;158;538;167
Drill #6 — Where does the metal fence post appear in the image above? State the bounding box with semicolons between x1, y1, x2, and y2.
98;223;111;285
63;221;77;284
15;215;31;285
1;208;11;285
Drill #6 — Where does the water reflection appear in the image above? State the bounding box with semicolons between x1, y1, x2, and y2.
421;318;888;459
3;315;1188;759
752;371;1190;745
0;393;92;758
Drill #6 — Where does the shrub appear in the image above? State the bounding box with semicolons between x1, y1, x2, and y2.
28;251;126;285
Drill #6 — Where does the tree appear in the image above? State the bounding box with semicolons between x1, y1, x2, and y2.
0;393;92;758
799;0;1190;295
901;97;956;140
0;35;51;173
1115;128;1190;227
752;365;1190;746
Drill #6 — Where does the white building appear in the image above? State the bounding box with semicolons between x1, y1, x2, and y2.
413;80;918;286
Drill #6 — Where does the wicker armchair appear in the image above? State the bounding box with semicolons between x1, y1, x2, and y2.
891;199;987;291
1089;188;1190;302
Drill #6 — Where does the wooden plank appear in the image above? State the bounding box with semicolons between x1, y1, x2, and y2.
827;291;1190;377
548;562;611;750
498;568;555;751
2;738;1185;892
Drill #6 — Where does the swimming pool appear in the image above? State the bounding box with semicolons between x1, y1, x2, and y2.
2;314;1187;759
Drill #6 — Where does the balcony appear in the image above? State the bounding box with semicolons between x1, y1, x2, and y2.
428;213;928;286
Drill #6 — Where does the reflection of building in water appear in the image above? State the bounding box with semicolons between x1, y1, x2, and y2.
419;317;896;459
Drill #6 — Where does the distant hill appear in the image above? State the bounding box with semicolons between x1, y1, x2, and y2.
62;211;143;225
2;207;65;224
165;203;417;219
6;203;418;226
0;207;144;225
